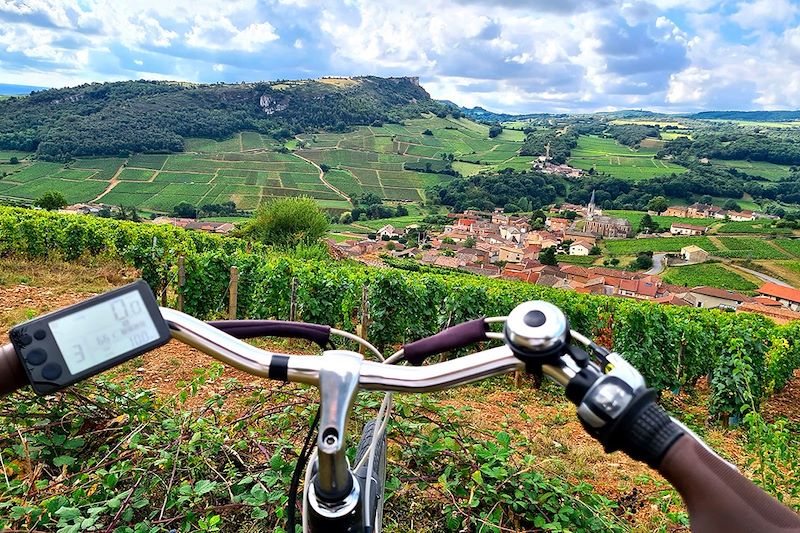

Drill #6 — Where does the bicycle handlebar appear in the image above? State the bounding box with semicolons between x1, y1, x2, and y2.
2;305;799;532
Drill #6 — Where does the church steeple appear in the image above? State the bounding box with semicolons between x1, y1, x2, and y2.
587;190;596;220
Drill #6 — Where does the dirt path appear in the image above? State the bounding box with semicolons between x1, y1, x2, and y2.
292;151;351;202
91;163;127;202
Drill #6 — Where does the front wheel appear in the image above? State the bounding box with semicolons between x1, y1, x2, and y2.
354;419;387;532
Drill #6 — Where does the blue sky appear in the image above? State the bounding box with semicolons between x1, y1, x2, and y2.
1;0;800;113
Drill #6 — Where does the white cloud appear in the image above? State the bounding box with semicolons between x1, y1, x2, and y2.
185;16;278;51
731;0;799;30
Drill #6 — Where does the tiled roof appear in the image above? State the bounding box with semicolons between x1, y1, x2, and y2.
690;286;753;302
757;282;800;303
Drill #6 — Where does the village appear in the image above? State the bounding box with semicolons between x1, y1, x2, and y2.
332;195;800;324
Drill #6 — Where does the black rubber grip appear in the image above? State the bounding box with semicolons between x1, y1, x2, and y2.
0;343;27;397
208;320;331;347
402;319;489;366
620;401;684;468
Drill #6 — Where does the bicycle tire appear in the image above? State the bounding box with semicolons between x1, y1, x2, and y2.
354;418;387;532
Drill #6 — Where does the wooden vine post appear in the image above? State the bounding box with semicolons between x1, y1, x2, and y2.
289;277;298;322
177;255;185;312
229;265;239;320
358;285;370;354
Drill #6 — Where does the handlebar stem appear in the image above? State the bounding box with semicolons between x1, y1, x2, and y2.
314;351;362;502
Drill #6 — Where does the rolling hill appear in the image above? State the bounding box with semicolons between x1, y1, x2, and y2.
0;77;447;160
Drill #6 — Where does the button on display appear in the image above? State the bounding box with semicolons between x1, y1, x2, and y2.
41;363;63;381
27;348;47;366
19;334;32;346
33;329;47;340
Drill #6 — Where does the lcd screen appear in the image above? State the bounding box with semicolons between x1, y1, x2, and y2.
48;291;161;374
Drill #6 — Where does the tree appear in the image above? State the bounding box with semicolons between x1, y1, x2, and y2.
320;163;331;172
540;246;558;266
241;197;329;247
9;156;19;164
489;125;503;138
395;204;408;216
701;194;713;204
631;251;653;270
529;209;547;228
34;191;67;210
646;195;669;214
464;236;476;248
723;199;740;211
173;202;197;219
589;245;601;255
422;129;433;135
339;212;353;224
639;213;659;234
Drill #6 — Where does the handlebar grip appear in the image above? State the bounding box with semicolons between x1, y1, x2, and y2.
0;343;27;396
403;319;489;366
659;435;800;533
207;320;331;348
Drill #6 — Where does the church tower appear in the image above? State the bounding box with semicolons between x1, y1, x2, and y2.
587;190;596;221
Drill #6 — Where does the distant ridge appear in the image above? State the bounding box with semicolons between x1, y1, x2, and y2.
682;110;800;121
0;76;447;160
0;84;49;95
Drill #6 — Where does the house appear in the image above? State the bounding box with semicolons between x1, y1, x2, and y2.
563;230;597;245
738;302;800;324
560;265;591;284
433;256;465;269
616;278;661;300
653;294;692;306
681;245;710;263
500;226;524;243
546;217;571;232
376;224;398;239
499;245;524;264
525;231;560;249
569;240;593;256
664;206;689;217
756;282;800;311
687;203;724;219
728;211;756;222
685;286;753;309
671;223;708;236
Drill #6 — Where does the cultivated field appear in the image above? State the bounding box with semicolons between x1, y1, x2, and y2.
297;116;530;202
0;134;353;212
662;263;758;292
568;136;687;181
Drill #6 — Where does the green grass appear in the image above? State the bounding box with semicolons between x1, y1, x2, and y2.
0;150;34;162
117;169;155;181
717;220;792;234
662;263;758;292
606;210;717;231
127;154;168;170
569;136;687;181
557;255;599;265
715;237;790;260
604;237;719;255
710;159;791;181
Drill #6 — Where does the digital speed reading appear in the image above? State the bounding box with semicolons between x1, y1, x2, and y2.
48;291;161;374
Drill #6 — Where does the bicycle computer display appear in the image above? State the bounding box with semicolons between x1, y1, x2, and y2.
9;280;171;395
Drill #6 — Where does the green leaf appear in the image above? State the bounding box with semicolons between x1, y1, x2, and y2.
53;455;76;467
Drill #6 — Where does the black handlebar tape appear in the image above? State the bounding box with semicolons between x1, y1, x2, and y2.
0;343;27;397
402;319;489;366
207;320;331;348
659;435;800;533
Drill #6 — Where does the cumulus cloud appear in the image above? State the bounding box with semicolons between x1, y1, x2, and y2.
0;0;796;112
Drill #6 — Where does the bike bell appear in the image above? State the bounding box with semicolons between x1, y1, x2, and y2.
504;301;570;367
